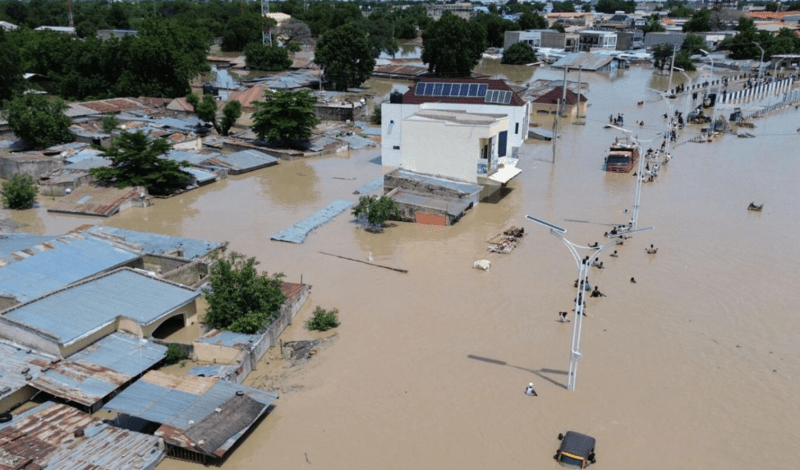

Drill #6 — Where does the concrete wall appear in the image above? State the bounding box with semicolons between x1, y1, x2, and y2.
0;318;62;357
383;171;480;202
39;173;94;197
0;156;62;179
161;261;210;289
382;101;530;169
61;321;116;358
0;385;37;413
193;341;242;364
141;254;190;273
399;114;507;184
0;296;18;311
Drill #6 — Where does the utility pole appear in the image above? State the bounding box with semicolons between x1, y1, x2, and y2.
560;66;569;115
576;66;584;118
667;45;677;93
552;102;558;163
262;0;272;46
67;0;73;27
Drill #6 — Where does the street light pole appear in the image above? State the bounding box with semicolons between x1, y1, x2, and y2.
608;125;653;231
525;216;653;391
752;41;765;82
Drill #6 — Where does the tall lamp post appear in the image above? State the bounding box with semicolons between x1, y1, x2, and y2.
525;216;653;391
752;41;765;82
672;66;693;123
608;125;653;231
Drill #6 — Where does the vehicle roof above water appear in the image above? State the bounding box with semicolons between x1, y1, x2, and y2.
559;431;596;458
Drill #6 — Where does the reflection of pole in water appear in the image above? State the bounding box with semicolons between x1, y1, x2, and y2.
552;102;558;164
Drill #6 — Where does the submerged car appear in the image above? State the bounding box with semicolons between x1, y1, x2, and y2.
554;431;596;468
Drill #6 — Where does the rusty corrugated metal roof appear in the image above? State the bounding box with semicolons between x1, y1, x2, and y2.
0;402;165;470
47;184;144;217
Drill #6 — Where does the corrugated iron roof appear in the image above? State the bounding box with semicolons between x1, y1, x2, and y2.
0;233;54;265
271;199;355;244
0;233;139;303
0;401;165;470
0;341;52;400
85;226;222;259
2;268;199;347
196;330;256;349
30;332;166;407
203;149;278;174
227;86;265;108
551;52;618;71
47;184;144;217
533;86;588;105
103;370;277;457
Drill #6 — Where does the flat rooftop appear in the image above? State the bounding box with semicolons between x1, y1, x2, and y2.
2;268;199;346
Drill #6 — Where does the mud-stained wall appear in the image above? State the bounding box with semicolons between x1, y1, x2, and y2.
0;319;62;357
0;385;38;413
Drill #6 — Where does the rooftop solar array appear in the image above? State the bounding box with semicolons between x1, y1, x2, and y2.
485;89;513;104
415;82;489;98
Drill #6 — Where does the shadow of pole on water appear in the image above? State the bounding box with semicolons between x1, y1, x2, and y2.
467;354;568;390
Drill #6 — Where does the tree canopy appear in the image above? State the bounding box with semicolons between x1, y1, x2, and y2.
471;13;519;48
3;18;209;101
502;42;537;65
244;43;292;72
643;14;665;33
352;195;400;229
0;29;22;106
1;174;38;210
315;22;375;90
422;14;486;77
186;93;242;136
89;130;191;196
251;89;319;146
594;0;636;13
204;248;286;334
719;18;800;60
518;11;548;30
221;13;268;52
3;94;73;149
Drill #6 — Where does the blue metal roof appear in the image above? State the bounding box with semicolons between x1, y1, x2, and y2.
3;269;199;346
271;199;355;244
163;149;212;165
30;332;166;406
86;226;222;259
212;150;278;171
196;330;258;348
104;372;277;430
188;365;225;377
0;341;50;396
0;234;140;303
353;176;384;195
0;233;54;263
64;156;110;170
184;167;216;184
103;370;277;456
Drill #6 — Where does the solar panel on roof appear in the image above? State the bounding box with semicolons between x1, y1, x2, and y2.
450;84;461;96
477;84;488;96
458;84;469;96
433;83;443;95
502;91;513;104
441;84;452;96
468;84;479;96
415;83;425;95
485;90;496;102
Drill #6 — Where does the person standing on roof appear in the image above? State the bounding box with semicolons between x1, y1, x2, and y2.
525;383;538;396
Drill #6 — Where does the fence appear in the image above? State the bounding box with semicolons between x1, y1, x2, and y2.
743;89;800;120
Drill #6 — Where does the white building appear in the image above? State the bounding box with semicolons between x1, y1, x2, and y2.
578;30;617;51
382;78;531;179
398;109;509;184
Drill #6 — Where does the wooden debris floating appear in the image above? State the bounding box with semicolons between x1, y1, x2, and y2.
487;226;525;254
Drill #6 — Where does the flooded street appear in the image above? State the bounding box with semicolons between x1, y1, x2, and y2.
4;64;800;469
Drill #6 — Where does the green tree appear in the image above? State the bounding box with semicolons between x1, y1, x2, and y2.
315;23;375;90
551;22;566;32
552;1;576;12
681;33;705;55
244;43;292;71
472;13;519;48
518;11;547;30
502;42;537;64
306;306;340;331
221;13;267;52
422;14;486;77
101;114;119;133
3;94;73;149
220;100;242;136
0;29;23;106
89;130;191;196
652;43;674;70
252;89;319;146
204;248;286;334
668;4;694;17
683;8;711;32
643;14;665;33
352;195;400;229
164;344;188;365
1;174;38;210
372;103;382;125
595;0;636;13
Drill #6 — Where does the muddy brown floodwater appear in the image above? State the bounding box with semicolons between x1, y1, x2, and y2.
3;65;800;469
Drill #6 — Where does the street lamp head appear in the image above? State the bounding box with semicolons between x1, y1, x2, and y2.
699;49;709;56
